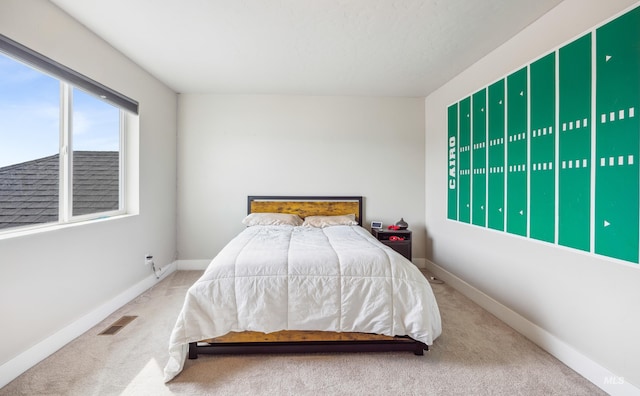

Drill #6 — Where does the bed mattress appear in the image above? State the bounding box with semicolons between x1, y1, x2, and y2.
164;225;442;381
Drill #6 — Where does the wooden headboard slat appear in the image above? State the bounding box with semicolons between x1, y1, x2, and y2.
248;196;363;226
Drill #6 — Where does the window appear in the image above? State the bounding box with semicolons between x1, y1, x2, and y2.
0;54;60;229
0;35;138;233
71;87;122;218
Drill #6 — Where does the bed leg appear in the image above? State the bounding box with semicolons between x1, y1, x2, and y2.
188;342;198;359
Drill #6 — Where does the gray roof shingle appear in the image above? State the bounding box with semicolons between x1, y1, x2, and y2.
0;151;119;230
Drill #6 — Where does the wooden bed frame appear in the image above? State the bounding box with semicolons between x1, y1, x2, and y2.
188;196;428;359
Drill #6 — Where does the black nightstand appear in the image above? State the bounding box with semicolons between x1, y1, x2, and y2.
371;229;412;261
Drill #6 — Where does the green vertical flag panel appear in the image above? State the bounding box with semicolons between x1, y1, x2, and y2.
472;89;487;227
458;97;472;223
595;7;640;263
447;103;458;220
487;79;505;231
529;53;556;243
558;33;592;252
506;67;528;237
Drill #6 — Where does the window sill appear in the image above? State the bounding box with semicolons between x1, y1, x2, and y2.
0;212;137;241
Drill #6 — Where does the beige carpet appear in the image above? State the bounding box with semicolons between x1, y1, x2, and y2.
0;270;605;396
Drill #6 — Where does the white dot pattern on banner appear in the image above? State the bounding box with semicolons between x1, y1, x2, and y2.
599;155;635;167
600;107;635;123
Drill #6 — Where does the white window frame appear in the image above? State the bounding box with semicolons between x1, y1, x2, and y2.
0;34;137;235
58;84;127;225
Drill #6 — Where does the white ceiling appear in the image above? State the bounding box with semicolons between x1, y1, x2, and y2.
50;0;564;97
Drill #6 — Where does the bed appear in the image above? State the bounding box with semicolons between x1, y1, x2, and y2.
163;196;442;382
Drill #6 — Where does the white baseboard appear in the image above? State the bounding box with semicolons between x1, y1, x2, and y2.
175;259;210;270
424;260;639;396
0;261;177;389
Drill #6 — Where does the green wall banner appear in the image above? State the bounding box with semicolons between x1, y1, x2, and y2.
487;79;505;231
446;5;640;265
458;97;471;224
558;33;591;252
529;52;556;243
594;7;640;263
447;103;458;220
472;89;487;227
506;67;528;237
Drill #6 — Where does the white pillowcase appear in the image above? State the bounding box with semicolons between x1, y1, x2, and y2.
242;213;303;226
302;214;358;228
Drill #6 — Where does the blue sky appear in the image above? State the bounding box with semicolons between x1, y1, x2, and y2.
0;52;120;168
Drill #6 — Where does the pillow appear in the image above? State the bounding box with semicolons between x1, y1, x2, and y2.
302;214;358;228
242;213;303;226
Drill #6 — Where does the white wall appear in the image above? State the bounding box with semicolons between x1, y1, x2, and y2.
424;0;640;391
177;94;426;262
0;0;177;376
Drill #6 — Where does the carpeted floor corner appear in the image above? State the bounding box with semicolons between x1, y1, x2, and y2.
0;270;605;396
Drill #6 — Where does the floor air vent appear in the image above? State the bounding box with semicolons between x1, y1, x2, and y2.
98;315;137;335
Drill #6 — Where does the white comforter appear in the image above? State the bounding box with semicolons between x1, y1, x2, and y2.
164;225;442;381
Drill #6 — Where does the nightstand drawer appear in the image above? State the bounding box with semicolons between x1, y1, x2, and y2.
371;229;412;261
379;239;411;261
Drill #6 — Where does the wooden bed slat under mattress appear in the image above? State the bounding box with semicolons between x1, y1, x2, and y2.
202;330;405;343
